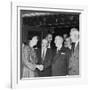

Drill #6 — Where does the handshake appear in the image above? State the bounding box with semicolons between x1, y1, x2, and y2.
36;65;44;71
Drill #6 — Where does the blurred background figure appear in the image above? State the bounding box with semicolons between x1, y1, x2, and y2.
63;34;68;41
64;37;72;50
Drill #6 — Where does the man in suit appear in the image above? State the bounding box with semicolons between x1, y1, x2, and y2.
68;28;79;75
52;36;70;76
37;39;53;77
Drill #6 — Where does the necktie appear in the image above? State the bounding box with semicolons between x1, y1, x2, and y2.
56;48;60;54
72;43;75;53
42;49;45;60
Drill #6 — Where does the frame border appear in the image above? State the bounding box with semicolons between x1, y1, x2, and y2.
11;2;87;88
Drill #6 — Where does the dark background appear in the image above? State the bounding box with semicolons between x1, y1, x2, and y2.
21;10;80;46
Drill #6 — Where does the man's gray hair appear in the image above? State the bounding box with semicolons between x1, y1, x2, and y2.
70;28;79;35
42;39;48;43
55;35;63;41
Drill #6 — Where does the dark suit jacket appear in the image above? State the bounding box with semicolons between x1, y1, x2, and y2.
68;43;79;75
36;48;53;77
52;47;70;76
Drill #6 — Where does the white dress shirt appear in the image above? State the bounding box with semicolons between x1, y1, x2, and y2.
41;47;47;60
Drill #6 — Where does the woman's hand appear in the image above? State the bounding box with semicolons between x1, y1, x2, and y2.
36;65;44;71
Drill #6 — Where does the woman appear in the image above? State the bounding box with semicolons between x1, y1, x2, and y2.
22;36;39;78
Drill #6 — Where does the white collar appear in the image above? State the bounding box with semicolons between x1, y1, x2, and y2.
42;47;47;51
75;40;79;48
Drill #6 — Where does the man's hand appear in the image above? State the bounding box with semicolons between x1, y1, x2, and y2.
36;65;44;71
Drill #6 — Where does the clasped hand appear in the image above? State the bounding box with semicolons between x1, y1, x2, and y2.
36;65;44;71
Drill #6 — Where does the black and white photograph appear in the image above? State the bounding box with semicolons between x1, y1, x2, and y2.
10;1;88;88
20;9;80;79
0;0;89;89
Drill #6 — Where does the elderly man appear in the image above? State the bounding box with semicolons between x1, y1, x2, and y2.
69;28;79;75
52;36;70;76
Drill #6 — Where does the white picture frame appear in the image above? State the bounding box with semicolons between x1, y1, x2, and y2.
11;1;87;89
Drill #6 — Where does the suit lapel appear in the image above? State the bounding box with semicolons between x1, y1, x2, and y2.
74;42;79;51
53;48;63;62
73;43;79;56
76;43;79;50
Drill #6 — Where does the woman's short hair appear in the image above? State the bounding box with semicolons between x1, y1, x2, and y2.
27;36;38;44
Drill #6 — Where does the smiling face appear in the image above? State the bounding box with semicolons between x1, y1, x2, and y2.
54;36;63;48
